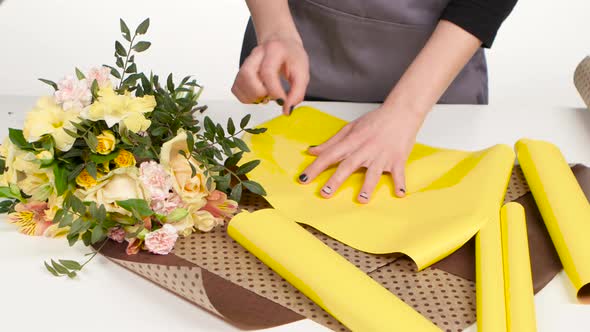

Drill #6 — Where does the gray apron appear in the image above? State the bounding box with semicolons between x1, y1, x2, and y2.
240;0;488;104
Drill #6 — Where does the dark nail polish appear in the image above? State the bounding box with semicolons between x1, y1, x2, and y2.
322;186;333;195
276;98;285;106
399;188;406;193
309;145;317;148
359;192;369;199
289;105;295;115
299;173;308;182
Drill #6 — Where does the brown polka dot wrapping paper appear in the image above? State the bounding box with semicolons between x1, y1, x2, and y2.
98;166;569;331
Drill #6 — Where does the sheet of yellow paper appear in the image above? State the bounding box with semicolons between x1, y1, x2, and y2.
241;106;515;269
501;203;537;332
516;138;590;302
476;213;507;332
228;209;442;332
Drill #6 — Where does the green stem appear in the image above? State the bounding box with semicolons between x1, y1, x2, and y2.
118;34;137;90
80;238;109;269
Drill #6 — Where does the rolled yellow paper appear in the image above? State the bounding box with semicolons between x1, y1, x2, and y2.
516;138;590;303
501;203;537;332
228;209;441;332
476;215;507;332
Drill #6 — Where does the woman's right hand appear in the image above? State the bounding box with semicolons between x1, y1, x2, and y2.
232;35;310;115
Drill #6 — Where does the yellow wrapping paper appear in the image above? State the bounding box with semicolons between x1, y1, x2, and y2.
476;213;507;332
516;138;590;302
228;209;442;332
241;107;515;269
501;203;537;332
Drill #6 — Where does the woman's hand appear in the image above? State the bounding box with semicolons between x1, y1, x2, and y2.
298;106;427;203
232;35;310;115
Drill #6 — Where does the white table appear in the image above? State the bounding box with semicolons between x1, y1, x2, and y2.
1;96;590;332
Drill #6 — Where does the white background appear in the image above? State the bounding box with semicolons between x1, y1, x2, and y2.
0;0;589;108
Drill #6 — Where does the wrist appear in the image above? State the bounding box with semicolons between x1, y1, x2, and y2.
382;93;432;119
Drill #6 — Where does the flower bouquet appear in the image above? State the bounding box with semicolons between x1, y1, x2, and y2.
0;18;266;277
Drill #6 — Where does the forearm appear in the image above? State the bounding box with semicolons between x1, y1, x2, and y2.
383;20;481;116
245;0;302;44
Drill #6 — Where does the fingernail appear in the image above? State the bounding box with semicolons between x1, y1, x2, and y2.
276;98;285;106
359;192;369;200
399;188;406;193
321;186;332;195
309;145;317;148
298;173;308;182
289;105;295;115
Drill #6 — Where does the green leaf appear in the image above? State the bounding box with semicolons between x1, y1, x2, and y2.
59;260;82;271
116;56;125;69
67;271;77;279
204;117;215;134
232;137;250;152
89;152;118;164
75;67;86;80
116;199;153;217
45;262;59;276
53;165;68;196
120;18;131;42
115;41;127;57
242;180;266;196
51;260;69;275
0;186;22;200
91;80;99;99
230;183;243;202
104;65;122;79
166;74;174;92
125;63;137;74
227;118;236;135
69;218;85;234
91;226;105;244
240;114;251;129
97;204;107;223
186;133;195;154
67;164;85;182
86;162;97;179
245;127;268;135
135;18;150;35
133;41;151;52
215;124;225;140
224;151;243;168
86;132;98;152
9;128;33;150
81;230;92;246
58;213;73;228
70;194;86;215
62;128;79;138
38;78;58;91
236;160;260;175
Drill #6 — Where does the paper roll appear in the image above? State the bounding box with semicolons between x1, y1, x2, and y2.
476;214;507;332
516;138;590;303
501;203;537;332
574;56;590;109
228;209;441;332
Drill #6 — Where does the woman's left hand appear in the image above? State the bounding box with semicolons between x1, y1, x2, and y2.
297;105;427;203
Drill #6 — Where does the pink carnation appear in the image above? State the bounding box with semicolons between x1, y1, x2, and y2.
144;224;178;255
107;227;126;243
54;75;92;110
139;161;173;201
151;192;183;215
86;66;112;88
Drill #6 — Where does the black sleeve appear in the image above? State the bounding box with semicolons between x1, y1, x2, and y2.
440;0;518;48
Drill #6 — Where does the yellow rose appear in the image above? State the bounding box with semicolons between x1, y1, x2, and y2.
76;169;98;189
76;167;148;216
160;130;212;209
23;97;80;151
82;87;155;133
114;150;136;168
96;130;116;155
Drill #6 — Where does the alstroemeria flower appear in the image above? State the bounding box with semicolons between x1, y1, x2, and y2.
82;87;155;133
202;190;238;219
23;97;81;151
8;202;52;236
